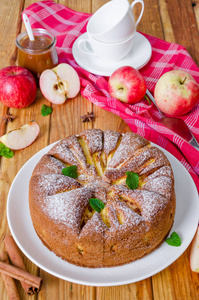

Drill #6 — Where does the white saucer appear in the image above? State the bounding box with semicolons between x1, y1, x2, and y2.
72;32;152;76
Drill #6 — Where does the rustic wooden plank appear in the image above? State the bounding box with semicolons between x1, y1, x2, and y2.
153;249;199;300
0;0;23;139
162;0;199;65
0;0;55;298
158;0;175;43
60;0;92;13
37;1;95;300
96;278;153;300
193;0;199;27
134;0;164;39
148;0;198;299
0;0;198;299
0;1;39;299
91;0;131;133
49;0;93;143
151;1;199;299
91;0;154;299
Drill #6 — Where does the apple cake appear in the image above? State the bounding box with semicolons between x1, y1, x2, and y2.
29;129;175;268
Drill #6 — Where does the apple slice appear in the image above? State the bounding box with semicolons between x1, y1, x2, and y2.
39;63;80;104
190;226;199;272
0;121;40;150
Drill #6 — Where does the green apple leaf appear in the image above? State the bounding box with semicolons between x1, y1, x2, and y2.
0;143;14;158
89;198;105;213
62;165;78;179
41;104;53;116
126;171;139;190
165;231;182;247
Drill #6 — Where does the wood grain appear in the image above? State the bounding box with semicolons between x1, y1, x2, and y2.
0;0;198;299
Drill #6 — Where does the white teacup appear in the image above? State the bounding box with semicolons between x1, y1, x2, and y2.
87;0;144;43
77;32;135;62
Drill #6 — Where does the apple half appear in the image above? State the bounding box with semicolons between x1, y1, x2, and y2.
0;121;40;150
190;226;199;272
39;63;80;104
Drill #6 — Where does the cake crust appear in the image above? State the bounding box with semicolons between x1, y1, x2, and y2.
29;129;176;268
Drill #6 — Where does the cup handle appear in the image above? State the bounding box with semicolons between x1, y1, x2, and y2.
130;0;144;28
77;38;95;55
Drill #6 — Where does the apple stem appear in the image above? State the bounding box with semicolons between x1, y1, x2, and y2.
180;77;187;84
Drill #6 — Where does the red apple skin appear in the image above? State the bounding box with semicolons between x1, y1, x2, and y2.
0;66;37;108
154;70;199;116
108;66;147;104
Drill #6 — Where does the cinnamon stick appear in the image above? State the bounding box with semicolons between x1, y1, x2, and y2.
0;260;42;290
4;235;39;295
0;251;20;300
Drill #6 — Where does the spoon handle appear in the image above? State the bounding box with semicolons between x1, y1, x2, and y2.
190;134;199;151
146;89;162;115
22;14;34;41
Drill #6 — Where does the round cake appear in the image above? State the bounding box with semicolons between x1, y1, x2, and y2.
29;129;175;268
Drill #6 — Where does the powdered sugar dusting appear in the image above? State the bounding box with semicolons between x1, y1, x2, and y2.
33;154;66;176
42;187;94;232
143;176;173;199
36;173;82;196
108;132;149;168
103;130;121;156
49;139;79;166
79;129;102;155
30;129;175;267
32;130;174;229
139;190;168;221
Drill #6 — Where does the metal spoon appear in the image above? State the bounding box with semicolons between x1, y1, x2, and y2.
146;90;199;151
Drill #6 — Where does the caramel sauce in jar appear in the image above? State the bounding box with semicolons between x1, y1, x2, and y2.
16;29;58;79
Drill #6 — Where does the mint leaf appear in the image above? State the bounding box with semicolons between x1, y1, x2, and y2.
0;143;13;158
89;198;105;213
62;165;78;178
126;171;139;190
166;231;182;247
41;104;53;116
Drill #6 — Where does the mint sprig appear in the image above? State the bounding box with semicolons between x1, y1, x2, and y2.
165;231;182;247
41;104;53;116
89;198;105;213
126;171;139;190
0;143;13;158
62;165;78;179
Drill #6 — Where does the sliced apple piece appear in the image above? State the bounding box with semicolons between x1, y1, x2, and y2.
190;226;199;272
0;121;40;150
39;63;80;104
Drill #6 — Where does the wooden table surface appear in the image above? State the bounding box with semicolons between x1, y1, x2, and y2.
0;0;199;299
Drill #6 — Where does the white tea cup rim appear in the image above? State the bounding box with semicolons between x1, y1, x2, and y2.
87;0;130;36
88;31;136;45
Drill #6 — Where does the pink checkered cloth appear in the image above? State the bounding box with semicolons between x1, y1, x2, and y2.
23;0;199;191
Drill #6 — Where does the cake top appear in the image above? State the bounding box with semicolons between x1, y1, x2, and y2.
30;129;174;237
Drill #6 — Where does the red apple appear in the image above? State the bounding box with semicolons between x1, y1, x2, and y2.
154;70;199;116
0;66;37;108
108;66;147;104
39;63;80;104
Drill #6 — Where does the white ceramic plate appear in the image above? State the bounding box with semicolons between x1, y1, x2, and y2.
72;32;152;76
7;143;199;286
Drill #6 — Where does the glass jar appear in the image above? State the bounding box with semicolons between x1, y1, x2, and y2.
16;28;58;79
